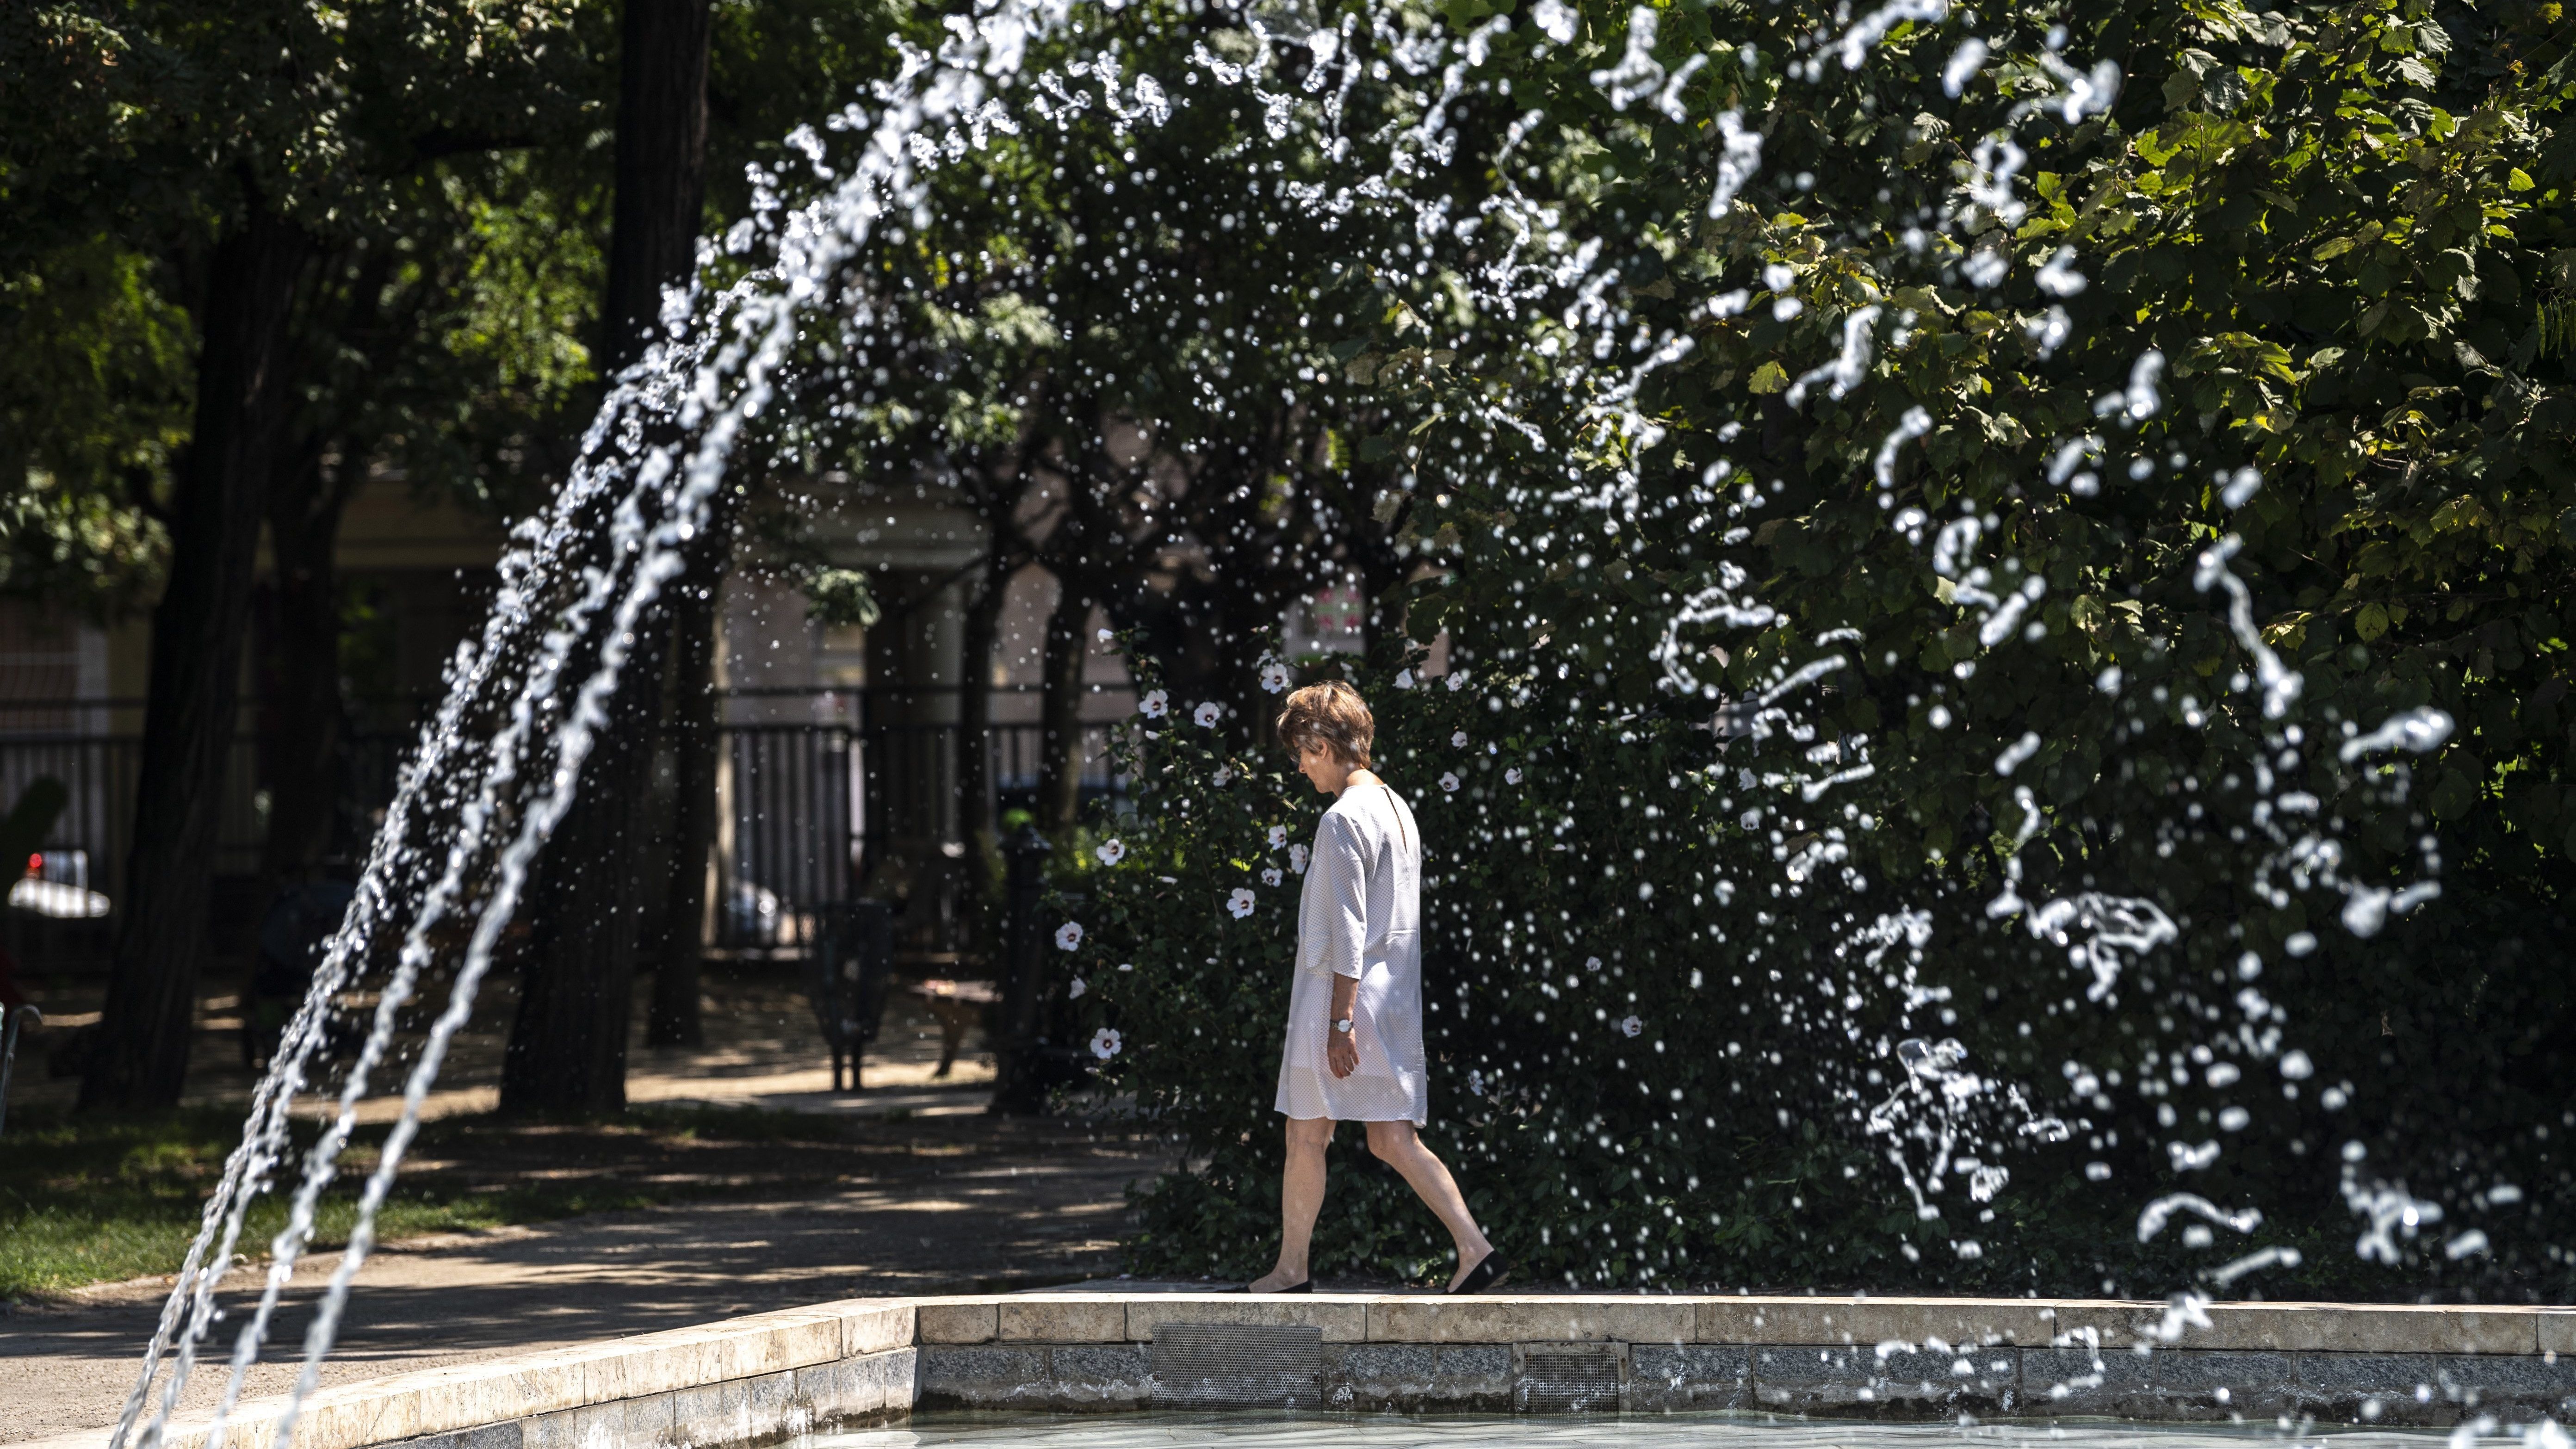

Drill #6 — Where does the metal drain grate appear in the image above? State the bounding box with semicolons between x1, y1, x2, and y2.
1150;1322;1325;1408
1517;1342;1626;1412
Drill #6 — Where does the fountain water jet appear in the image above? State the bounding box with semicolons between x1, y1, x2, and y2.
107;0;2541;1442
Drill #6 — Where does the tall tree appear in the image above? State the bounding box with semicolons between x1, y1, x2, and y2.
1;0;597;1108
256;159;609;888
86;203;311;1107
504;0;716;1104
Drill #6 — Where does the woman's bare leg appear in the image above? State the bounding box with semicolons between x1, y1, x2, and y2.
1364;1121;1496;1290
1253;1115;1335;1290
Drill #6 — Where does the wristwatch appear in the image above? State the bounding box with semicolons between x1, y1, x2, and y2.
1332;1017;1355;1034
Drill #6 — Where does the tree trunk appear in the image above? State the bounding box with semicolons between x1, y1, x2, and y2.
954;549;1009;858
82;203;309;1110
499;617;670;1113
601;0;713;374
1033;572;1090;833
260;437;359;883
498;0;718;1108
644;564;722;1047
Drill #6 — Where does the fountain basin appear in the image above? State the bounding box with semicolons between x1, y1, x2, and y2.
49;1294;2576;1449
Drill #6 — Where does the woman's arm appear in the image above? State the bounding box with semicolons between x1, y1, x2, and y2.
1327;973;1358;1078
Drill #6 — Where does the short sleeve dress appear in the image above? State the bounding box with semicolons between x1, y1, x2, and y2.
1273;782;1427;1125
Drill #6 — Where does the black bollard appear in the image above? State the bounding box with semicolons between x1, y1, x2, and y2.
0;1004;39;1137
988;824;1053;1115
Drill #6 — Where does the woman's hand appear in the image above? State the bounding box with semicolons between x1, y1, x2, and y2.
1328;973;1360;1078
1327;1028;1359;1079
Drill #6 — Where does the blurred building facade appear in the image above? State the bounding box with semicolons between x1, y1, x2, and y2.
0;473;1146;977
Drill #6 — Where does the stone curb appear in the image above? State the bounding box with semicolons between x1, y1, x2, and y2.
41;1295;2576;1449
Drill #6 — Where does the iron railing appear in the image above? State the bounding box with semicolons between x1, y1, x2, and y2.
0;687;1131;969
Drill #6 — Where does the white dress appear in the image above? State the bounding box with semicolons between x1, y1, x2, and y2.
1274;781;1427;1125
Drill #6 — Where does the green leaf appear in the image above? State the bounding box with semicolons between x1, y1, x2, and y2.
2355;602;2390;641
2429;768;2476;820
1746;360;1790;394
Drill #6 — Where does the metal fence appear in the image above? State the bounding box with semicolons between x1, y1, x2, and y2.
711;711;1128;957
0;688;1128;970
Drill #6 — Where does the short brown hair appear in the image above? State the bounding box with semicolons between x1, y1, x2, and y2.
1276;679;1373;767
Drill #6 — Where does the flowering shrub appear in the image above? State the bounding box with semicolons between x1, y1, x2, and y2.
1067;638;2573;1296
1067;645;1982;1288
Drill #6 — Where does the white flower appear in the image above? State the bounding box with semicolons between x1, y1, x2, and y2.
1090;1027;1123;1060
1054;921;1084;951
1620;1016;1643;1038
1585;956;1603;972
1394;669;1414;689
1468;1069;1486;1097
1260;661;1293;694
1439;771;1461;793
1262;867;1283;886
1068;976;1087;999
1117;961;1133;972
1226;887;1257;918
1288;844;1309;874
1445;671;1468;693
1213;765;1234;786
1450;730;1469;748
1096;627;1113;643
1096;838;1127;867
1505;767;1524;785
1193;701;1222;727
1141;689;1169;718
1266;824;1288;848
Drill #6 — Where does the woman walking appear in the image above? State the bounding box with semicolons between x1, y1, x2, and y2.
1247;680;1508;1295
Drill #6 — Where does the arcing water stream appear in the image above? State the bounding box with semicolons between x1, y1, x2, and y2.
111;2;2537;1446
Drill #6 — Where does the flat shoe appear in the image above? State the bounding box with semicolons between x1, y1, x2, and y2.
1231;1279;1312;1293
1448;1251;1509;1295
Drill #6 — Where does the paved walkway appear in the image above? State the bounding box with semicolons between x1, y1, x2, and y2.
1;972;1174;1441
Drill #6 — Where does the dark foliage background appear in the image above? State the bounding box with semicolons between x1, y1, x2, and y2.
1065;0;2576;1301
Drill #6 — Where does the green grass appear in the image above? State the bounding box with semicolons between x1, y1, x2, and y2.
0;1107;743;1300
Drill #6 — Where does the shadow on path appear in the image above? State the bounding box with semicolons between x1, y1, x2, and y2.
4;1092;1167;1443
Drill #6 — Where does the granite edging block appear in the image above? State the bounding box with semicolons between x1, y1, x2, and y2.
1703;1298;2068;1349
2291;1350;2439;1403
742;1367;811;1424
1629;1344;1750;1412
368;1423;526;1449
2190;1304;2536;1356
1751;1343;2018;1410
513;1404;604;1449
396;1352;596;1437
2432;1350;2576;1406
914;1344;1053;1409
1325;1341;1437;1393
1366;1296;1691;1344
293;1382;424;1449
795;1347;920;1423
818;1299;917;1357
915;1299;1003;1345
709;1307;847;1381
999;1297;1128;1344
64;1293;2576;1449
582;1327;716;1404
660;1378;750;1446
1129;1297;1367;1343
1047;1344;1152;1406
209;1409;290;1449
